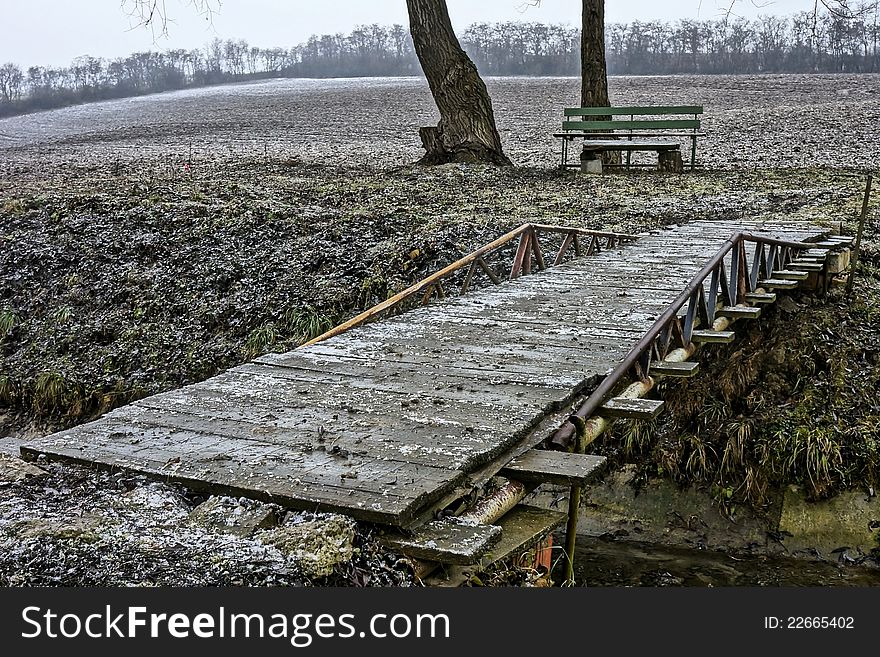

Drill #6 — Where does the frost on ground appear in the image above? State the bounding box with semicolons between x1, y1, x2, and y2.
0;459;413;586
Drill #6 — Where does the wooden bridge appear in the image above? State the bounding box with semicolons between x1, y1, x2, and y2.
21;218;852;583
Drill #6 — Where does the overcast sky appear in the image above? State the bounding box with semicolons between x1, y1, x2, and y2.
1;0;810;68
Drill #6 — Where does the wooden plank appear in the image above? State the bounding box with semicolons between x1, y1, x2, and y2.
21;435;422;525
599;397;665;420
717;305;761;319
788;261;823;272
744;292;777;304
757;278;800;290
578;141;681;152
424;505;568;586
562;119;701;131
380;519;502;564
649;360;699;377
500;450;607;486
691;330;736;344
232;362;571;410
772;270;810;281
564;105;703;116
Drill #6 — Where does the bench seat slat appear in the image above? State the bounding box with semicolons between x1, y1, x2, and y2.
564;105;703;116
577;141;681;151
553;131;707;138
563;119;701;131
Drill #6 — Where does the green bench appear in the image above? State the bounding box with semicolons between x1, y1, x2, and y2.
554;105;704;172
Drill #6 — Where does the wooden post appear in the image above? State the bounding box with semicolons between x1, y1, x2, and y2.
846;173;873;297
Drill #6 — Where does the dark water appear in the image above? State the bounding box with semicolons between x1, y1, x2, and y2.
572;538;880;587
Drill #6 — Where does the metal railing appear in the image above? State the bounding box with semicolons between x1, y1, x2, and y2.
547;230;830;449
300;223;639;348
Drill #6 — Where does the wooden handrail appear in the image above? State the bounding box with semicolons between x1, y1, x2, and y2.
300;223;637;348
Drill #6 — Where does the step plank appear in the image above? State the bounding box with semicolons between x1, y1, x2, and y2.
599;397;665;420
772;270;810;281
788;261;823;272
691;329;736;344
381;519;502;565
649;360;700;377
500;450;607;486
718;305;761;319
424;505;568;587
757;278;800;290
744;292;776;304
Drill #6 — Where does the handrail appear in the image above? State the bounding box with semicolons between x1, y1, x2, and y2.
547;230;828;449
301;223;639;348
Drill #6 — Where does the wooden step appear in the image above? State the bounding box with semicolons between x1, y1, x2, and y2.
745;292;776;304
788;261;823;272
381;519;502;565
649;360;699;378
718;305;761;319
424;505;568;587
757;278;800;290
772;270;810;281
691;329;735;344
812;241;840;249
501;450;607;486
599;397;665;420
827;235;853;244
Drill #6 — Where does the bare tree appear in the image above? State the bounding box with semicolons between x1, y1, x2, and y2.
581;0;610;107
123;0;510;165
405;0;511;164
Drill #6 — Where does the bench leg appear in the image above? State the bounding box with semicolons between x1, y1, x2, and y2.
658;150;683;173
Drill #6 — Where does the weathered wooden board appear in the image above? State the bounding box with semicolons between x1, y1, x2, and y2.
649;360;699;377
500;450;607;486
381;519;503;564
423;505;568;586
599;397;665;420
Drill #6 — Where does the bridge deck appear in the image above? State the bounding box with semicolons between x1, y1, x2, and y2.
21;220;827;527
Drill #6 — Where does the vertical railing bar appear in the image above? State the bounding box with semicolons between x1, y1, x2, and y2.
460;261;478;295
555;232;575;266
728;242;740;305
531;228;546;271
477;257;500;285
510;233;530;280
707;265;720;323
750;241;763;290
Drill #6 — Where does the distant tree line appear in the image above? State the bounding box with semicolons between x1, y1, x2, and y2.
2;9;879;118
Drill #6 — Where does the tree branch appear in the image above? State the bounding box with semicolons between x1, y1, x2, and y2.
121;0;220;38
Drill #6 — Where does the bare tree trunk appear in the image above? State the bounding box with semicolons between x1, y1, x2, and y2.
581;0;610;108
406;0;512;165
580;0;620;165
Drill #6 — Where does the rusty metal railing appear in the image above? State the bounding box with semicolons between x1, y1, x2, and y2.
301;223;639;348
547;230;830;449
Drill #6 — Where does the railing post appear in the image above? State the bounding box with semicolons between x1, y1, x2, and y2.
846;173;873;297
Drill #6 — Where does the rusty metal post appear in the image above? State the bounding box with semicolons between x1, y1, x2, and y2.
846;174;873;297
563;416;588;585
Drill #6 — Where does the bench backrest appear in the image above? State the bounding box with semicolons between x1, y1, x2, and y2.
562;105;703;133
